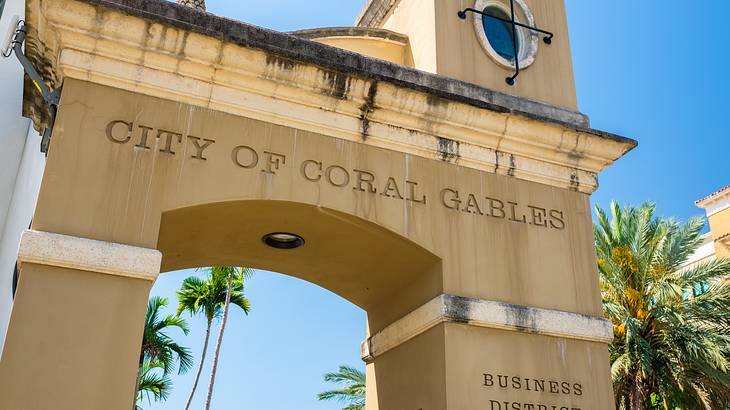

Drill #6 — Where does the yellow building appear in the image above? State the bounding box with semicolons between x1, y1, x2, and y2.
683;185;730;271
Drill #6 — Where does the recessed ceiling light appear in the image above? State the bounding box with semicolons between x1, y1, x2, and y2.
262;232;305;249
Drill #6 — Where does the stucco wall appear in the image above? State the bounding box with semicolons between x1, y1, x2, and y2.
380;0;435;71
0;0;46;352
365;0;578;109
708;209;730;258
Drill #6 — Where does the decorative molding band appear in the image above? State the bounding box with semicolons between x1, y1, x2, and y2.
289;27;409;45
361;294;613;362
717;232;730;246
356;0;400;28
704;195;730;217
23;0;636;195
695;184;730;210
17;230;162;281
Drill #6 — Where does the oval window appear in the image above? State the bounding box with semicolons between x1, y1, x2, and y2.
482;6;518;62
472;0;538;70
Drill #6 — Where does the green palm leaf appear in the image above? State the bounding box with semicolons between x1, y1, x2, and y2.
318;365;366;410
176;267;253;410
595;202;730;409
136;360;173;409
141;296;193;375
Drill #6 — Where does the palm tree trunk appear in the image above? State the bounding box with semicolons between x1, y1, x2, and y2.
629;374;646;410
630;390;642;410
184;318;212;410
204;269;234;410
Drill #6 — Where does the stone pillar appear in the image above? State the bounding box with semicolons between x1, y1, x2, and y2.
0;230;161;410
363;295;615;410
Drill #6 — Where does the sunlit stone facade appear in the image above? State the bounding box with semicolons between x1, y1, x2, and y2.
0;1;636;409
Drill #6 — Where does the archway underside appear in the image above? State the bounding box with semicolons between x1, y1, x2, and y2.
158;200;442;313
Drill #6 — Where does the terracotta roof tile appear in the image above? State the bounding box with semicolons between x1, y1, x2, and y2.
695;184;730;206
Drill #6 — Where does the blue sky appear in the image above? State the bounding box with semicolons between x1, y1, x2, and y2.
146;1;730;409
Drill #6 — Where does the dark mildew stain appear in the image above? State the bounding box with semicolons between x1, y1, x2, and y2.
504;303;539;334
141;20;154;48
177;31;189;57
437;137;460;162
444;295;472;324
567;150;585;162
507;154;516;176
265;54;297;72
323;70;351;100
494;150;504;173
426;93;448;110
570;170;580;191
359;81;378;140
157;26;168;51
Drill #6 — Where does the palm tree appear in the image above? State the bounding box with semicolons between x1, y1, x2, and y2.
317;365;366;410
135;360;172;410
595;201;730;409
140;297;193;374
204;266;253;410
135;297;192;408
176;267;252;410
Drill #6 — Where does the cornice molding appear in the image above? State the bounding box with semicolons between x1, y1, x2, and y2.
696;185;730;215
25;0;636;194
356;0;400;28
289;26;408;44
18;230;162;281
360;294;613;362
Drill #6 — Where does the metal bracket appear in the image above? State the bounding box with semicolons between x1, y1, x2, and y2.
3;18;60;154
458;0;554;86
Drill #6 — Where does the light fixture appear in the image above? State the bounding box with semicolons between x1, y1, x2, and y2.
262;232;305;249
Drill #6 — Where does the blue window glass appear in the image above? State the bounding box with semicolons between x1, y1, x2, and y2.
693;281;710;297
482;6;518;62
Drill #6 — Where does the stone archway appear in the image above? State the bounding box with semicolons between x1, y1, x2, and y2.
0;0;636;409
1;77;615;410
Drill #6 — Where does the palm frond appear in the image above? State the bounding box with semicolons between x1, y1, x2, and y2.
594;201;730;408
140;296;192;376
318;365;366;410
137;360;173;406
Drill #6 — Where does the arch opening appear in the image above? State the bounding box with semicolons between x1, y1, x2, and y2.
157;200;442;324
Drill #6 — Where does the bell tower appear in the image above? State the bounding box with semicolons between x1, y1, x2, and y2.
357;0;578;109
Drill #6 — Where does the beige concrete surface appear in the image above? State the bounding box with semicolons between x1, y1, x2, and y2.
0;0;636;407
18;229;162;280
22;0;634;195
380;0;435;70
361;0;579;109
36;80;605;320
362;293;613;363
0;263;152;410
444;323;614;410
306;36;409;66
0;79;619;409
709;211;730;258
